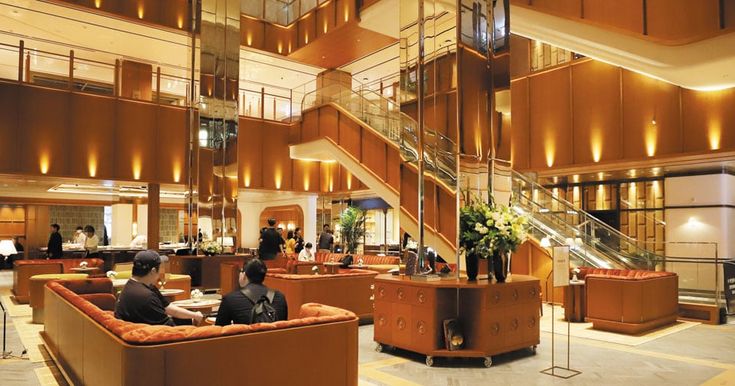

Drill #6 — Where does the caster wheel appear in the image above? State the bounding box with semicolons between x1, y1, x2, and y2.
375;343;384;353
483;356;493;368
531;345;538;354
425;356;434;367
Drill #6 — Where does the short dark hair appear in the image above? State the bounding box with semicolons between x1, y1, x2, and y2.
323;224;330;229
287;230;294;239
244;259;267;284
84;225;95;234
51;224;60;231
305;242;312;249
76;226;84;231
295;227;301;233
267;218;276;226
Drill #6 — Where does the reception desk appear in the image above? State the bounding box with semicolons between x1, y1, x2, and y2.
373;274;540;367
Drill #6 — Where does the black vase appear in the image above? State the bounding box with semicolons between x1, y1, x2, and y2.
490;250;507;283
465;253;479;281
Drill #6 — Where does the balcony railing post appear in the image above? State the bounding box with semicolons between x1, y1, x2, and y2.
289;88;293;122
68;50;74;90
24;52;30;83
114;59;120;97
156;66;161;104
260;87;265;119
17;40;24;82
272;96;276;120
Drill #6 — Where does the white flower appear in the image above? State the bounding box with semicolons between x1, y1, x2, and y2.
478;226;489;235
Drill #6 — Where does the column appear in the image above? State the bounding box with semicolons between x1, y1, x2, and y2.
111;204;133;245
147;183;160;250
315;69;352;102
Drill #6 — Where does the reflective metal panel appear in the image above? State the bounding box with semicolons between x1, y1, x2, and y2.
197;0;240;248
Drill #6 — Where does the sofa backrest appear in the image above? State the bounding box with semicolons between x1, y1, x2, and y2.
578;267;675;280
267;269;379;281
46;281;357;345
313;253;400;265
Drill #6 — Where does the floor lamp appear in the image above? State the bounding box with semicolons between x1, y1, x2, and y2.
0;239;17;359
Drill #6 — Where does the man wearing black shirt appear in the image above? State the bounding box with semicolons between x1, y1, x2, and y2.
47;224;63;259
317;224;334;252
258;218;284;260
216;258;288;325
115;250;203;326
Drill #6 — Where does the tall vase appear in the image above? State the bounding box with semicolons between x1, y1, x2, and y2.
465;253;479;281
491;250;508;283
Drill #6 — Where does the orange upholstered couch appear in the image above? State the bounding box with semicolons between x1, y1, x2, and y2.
579;267;679;334
265;269;379;321
13;258;104;303
286;253;400;274
42;280;359;386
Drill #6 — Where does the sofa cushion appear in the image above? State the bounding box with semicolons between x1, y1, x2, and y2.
578;267;675;280
266;270;378;280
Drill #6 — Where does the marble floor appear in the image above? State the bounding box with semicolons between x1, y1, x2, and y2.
0;270;734;386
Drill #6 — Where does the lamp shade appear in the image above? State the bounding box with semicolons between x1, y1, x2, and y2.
0;239;17;257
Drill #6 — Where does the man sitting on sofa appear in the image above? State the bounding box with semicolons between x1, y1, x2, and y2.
215;259;288;325
115;250;203;326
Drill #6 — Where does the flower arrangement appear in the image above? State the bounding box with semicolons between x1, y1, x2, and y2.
191;289;203;302
106;270;117;278
459;196;529;257
199;240;223;256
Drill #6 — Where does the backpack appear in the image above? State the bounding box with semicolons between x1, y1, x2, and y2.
241;287;278;324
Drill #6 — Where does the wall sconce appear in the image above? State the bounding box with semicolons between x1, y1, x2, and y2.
39;154;49;175
88;156;97;177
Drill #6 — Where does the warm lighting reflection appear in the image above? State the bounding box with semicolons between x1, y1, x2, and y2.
708;123;721;150
137;5;144;19
173;163;181;183
88;155;97;177
274;169;282;189
572;174;579;183
544;140;555;168
596;185;606;210
344;6;349;21
39;154;49;174
94;0;102;8
246;33;253;46
277;42;283;54
177;16;184;29
346;173;352;190
305;33;309;44
243;171;251;188
652;180;660;195
572;186;580;204
645;127;656;157
323;21;328;33
288;43;292;53
590;130;602;162
132;157;142;180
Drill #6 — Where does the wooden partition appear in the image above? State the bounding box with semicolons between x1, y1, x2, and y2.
511;59;735;172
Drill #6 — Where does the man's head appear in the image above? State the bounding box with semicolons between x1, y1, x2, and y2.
305;242;313;250
132;250;168;281
295;227;301;236
323;224;330;231
75;226;83;233
50;224;60;232
84;225;95;236
240;258;267;286
267;218;276;227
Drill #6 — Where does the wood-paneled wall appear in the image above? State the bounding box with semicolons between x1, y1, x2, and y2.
511;59;735;171
53;0;192;32
511;0;733;45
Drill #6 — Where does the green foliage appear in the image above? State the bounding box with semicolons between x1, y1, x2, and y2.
459;193;529;259
339;206;367;254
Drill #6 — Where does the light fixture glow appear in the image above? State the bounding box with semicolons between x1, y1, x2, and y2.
177;16;184;29
246;33;253;46
173;162;181;183
39;153;49;174
540;237;551;248
591;130;602;163
94;0;102;8
274;169;282;189
544;139;555;168
132;156;142;180
708;122;721;150
645;125;657;157
88;155;97;177
137;4;144;19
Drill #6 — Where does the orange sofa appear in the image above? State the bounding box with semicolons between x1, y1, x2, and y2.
13;258;104;303
286;253;400;274
42;279;359;386
265;270;379;321
580;268;679;334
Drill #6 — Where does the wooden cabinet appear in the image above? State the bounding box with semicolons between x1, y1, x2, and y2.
374;274;540;366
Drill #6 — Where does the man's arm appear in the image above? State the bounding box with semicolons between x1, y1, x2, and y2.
214;297;231;326
165;304;204;324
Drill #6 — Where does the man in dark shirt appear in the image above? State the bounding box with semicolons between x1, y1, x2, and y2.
317;224;334;252
258;218;284;260
47;224;63;259
215;259;288;325
115;250;203;326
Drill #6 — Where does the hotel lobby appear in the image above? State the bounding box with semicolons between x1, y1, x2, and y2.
0;0;734;385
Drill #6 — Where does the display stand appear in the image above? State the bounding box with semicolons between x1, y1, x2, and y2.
541;246;581;379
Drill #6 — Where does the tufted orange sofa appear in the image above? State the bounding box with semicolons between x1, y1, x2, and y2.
13;258;104;303
42;280;359;386
579;267;679;334
265;269;379;321
286;253;400;274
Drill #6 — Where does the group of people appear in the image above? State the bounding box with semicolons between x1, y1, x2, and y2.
115;250;288;326
47;224;101;259
257;219;337;262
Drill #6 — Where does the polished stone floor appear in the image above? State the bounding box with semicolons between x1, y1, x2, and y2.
0;269;733;386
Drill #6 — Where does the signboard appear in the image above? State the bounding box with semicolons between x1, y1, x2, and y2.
553;246;570;288
724;261;735;313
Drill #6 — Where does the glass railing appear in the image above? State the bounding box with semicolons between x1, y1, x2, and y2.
243;0;330;26
301;83;458;189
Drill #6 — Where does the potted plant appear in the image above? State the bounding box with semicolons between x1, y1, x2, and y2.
199;240;222;256
460;195;529;282
339;206;366;254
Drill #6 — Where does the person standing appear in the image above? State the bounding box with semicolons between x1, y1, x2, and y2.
84;225;99;257
258;218;284;260
294;227;305;253
285;230;296;253
47;224;63;259
317;224;334;253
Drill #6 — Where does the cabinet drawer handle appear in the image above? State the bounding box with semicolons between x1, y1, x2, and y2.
417;290;425;304
397;317;406;330
511;318;519;331
512;289;519;301
417;321;426;335
397;288;405;300
491;322;500;335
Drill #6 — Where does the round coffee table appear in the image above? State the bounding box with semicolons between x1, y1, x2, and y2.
170;299;221;315
323;262;342;274
70;266;100;274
